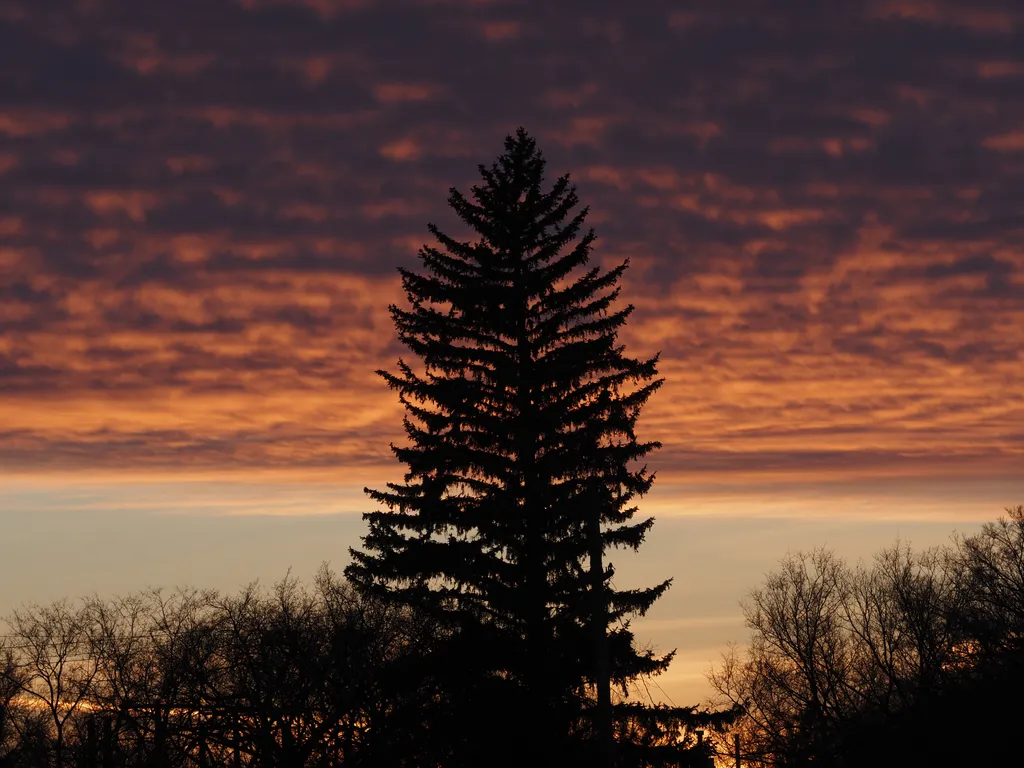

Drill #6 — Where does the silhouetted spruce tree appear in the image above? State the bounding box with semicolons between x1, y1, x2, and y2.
346;128;673;766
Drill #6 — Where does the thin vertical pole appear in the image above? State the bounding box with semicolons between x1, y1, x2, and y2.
589;509;613;768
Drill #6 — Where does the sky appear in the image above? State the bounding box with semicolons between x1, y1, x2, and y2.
1;0;1022;706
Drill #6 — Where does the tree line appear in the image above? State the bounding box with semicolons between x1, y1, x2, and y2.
712;504;1024;767
0;567;725;767
0;568;428;767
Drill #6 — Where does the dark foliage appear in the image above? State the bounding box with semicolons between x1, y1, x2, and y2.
0;570;442;768
713;504;1024;768
0;570;733;768
344;128;696;765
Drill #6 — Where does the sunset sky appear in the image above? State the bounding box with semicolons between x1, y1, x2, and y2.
1;0;1022;705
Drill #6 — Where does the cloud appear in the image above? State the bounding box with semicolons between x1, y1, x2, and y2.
0;0;1020;492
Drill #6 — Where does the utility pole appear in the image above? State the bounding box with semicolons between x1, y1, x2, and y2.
734;733;741;768
589;508;614;768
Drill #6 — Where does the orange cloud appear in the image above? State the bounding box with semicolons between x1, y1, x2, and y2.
379;137;421;161
868;0;1019;31
983;132;1024;151
977;61;1024;78
84;190;156;223
238;0;368;18
478;21;520;42
374;82;441;104
0;110;72;137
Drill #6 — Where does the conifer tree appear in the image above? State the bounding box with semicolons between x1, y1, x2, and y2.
346;128;675;765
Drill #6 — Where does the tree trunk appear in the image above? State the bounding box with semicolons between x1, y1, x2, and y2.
54;720;64;768
517;263;553;766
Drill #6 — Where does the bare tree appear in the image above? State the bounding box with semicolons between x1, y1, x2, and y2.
709;549;855;766
199;574;334;767
0;641;28;762
83;587;218;767
844;543;960;710
0;566;567;766
953;505;1024;654
709;543;968;767
2;599;100;768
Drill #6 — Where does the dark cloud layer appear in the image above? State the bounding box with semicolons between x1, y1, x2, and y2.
1;0;1021;482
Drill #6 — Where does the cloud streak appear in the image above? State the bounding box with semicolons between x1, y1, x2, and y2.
0;0;1021;494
